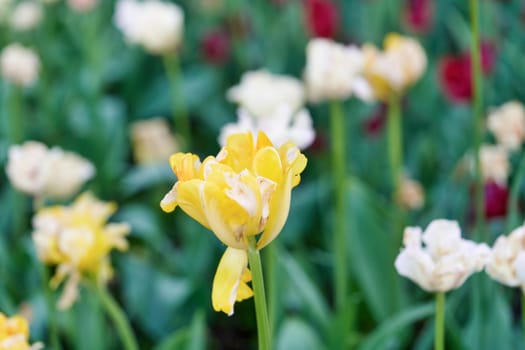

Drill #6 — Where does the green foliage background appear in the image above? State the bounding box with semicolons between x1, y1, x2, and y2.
1;0;525;349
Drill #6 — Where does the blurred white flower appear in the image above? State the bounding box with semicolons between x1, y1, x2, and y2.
395;219;490;292
67;0;98;12
227;70;305;119
479;144;510;187
362;33;426;101
114;0;184;55
130;117;179;165
0;44;40;87
487;101;525;152
304;38;371;103
486;224;525;290
11;1;42;31
395;174;424;210
6;141;95;200
219;106;315;150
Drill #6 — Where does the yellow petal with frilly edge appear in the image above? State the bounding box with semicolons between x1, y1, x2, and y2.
203;180;251;249
253;146;283;184
212;247;253;316
220;132;255;172
169;153;202;181
257;170;293;249
177;179;210;230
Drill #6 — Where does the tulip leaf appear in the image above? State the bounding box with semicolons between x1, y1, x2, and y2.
279;250;331;331
345;178;406;321
154;310;206;350
276;317;326;350
358;302;434;350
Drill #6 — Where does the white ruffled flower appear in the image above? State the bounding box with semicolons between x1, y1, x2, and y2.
486;224;525;290
130;117;179;165
114;0;184;55
219;106;315;150
304;38;371;103
227;70;305;119
6;141;95;200
395;219;490;292
10;1;42;31
479;144;510;187
487;101;525;152
0;44;40;87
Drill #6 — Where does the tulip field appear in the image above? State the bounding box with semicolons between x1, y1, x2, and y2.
2;0;525;349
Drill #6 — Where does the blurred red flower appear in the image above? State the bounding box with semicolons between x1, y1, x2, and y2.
201;29;230;65
304;0;339;39
363;104;387;137
404;0;434;33
484;181;509;219
439;42;495;103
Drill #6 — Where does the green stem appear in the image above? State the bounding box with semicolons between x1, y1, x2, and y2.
41;266;62;350
163;54;191;150
330;101;347;313
264;242;276;340
434;292;445;350
469;0;485;242
387;93;402;197
8;85;23;144
522;292;525;340
92;283;139;350
507;153;525;231
247;237;271;350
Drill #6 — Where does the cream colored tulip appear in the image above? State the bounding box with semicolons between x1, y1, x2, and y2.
0;44;40;87
395;220;490;292
304;38;371;103
227;70;305;119
487;101;525;151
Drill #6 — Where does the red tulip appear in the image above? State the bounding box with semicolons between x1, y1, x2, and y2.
404;0;434;33
304;0;339;39
201;29;230;65
484;181;509;219
363;104;387;137
439;55;472;103
439;41;495;103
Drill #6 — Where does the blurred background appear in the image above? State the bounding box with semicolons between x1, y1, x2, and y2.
1;0;525;349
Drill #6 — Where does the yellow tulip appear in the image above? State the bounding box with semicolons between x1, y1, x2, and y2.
161;131;307;315
0;312;41;350
32;193;130;309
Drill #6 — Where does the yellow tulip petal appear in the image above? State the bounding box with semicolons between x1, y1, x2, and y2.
170;153;201;181
257;171;293;249
222;133;254;172
384;33;402;50
203;181;250;249
160;183;179;213
253;147;282;183
212;248;252;316
255;131;273;150
177;179;210;230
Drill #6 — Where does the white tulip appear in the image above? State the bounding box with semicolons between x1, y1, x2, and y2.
487;101;525;152
395;219;490;292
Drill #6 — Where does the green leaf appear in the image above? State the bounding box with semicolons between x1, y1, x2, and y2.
346;178;406;321
276;317;325;350
154;310;206;350
359;302;434;350
279;250;331;331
